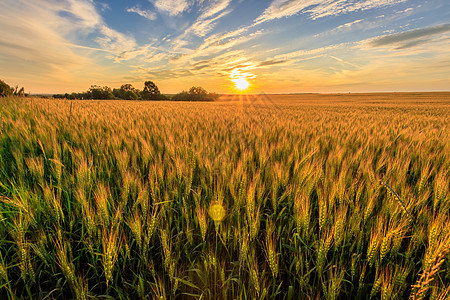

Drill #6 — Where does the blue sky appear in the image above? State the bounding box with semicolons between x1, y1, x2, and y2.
0;0;449;93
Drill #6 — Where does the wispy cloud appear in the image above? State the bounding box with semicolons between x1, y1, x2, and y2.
396;7;413;14
65;0;102;29
0;0;104;91
0;0;144;91
126;5;157;21
393;39;431;50
97;26;137;56
189;10;231;36
170;0;233;52
368;23;450;48
113;45;159;63
151;0;191;16
171;29;264;64
254;0;407;24
257;59;287;67
337;19;362;29
198;0;232;20
99;3;110;11
274;43;348;60
144;52;171;64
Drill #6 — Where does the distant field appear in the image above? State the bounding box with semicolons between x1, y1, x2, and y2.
220;91;450;104
0;93;449;299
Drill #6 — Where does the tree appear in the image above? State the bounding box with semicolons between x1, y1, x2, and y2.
112;88;123;99
117;84;139;100
90;85;112;100
120;84;136;92
189;86;207;96
171;91;190;101
141;81;161;100
172;86;218;101
123;90;138;100
0;80;13;97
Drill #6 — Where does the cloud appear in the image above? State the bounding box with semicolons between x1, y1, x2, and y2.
57;0;139;58
254;0;407;24
126;6;157;20
113;45;159;63
144;52;170;64
60;0;143;62
170;0;233;52
129;49;254;82
97;26;137;54
198;0;232;20
0;0;146;92
171;29;264;64
396;7;413;14
190;10;231;36
133;68;194;80
254;0;319;24
257;59;287;67
368;23;450;48
65;0;102;28
274;43;348;60
98;2;110;11
337;19;362;29
393;39;431;50
151;0;191;16
0;0;102;92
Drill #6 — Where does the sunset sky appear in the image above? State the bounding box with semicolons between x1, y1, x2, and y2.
1;0;449;94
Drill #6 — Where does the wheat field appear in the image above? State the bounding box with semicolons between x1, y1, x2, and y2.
0;93;449;299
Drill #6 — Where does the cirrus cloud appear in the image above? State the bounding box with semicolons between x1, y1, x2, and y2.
151;0;191;16
126;5;157;20
368;23;450;48
254;0;407;24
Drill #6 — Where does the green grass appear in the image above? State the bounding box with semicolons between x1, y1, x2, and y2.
0;94;449;299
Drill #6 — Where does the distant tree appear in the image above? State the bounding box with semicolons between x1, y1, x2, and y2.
141;81;161;100
53;92;90;100
172;86;218;101
90;85;112;100
74;92;91;100
171;91;190;101
121;84;136;92
123;90;138;100
0;80;13;97
112;88;123;99
189;86;207;96
115;84;139;100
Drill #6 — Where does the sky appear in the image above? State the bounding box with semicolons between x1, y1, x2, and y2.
0;0;449;94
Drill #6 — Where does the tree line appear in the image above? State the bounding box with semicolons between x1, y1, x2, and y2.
1;79;219;101
53;81;219;101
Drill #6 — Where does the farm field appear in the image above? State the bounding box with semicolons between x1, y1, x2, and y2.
0;93;449;299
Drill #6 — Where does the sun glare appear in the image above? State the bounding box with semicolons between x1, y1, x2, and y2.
230;67;255;92
234;78;250;91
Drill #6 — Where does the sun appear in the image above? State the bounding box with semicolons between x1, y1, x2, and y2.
230;67;254;92
233;78;250;91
